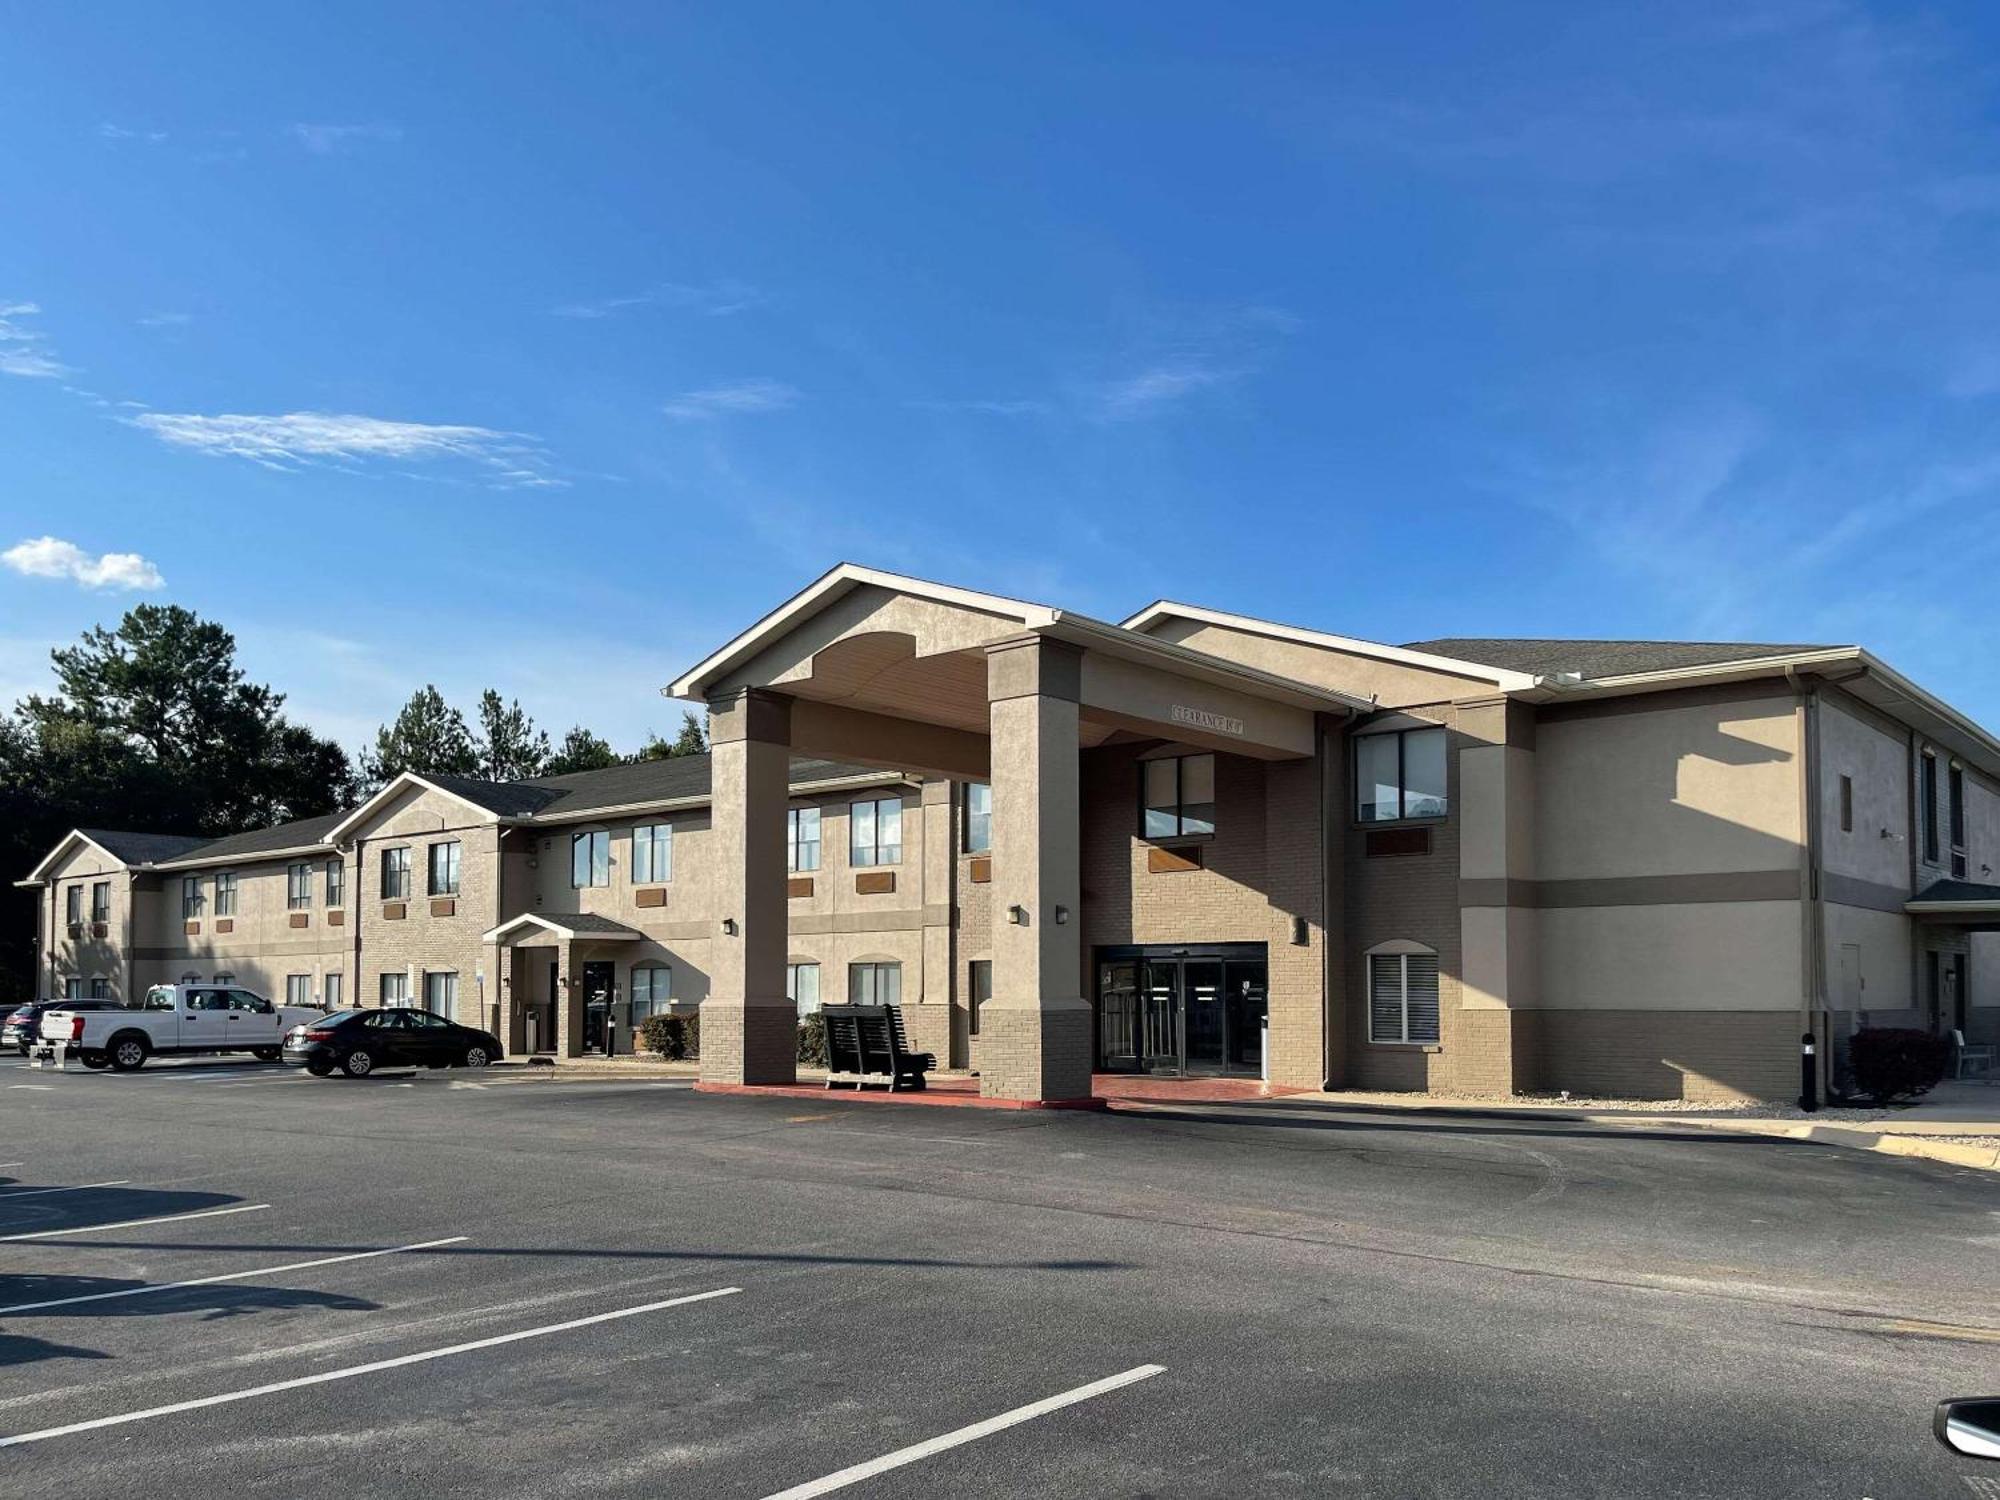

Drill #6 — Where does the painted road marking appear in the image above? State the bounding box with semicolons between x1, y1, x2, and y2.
0;1286;743;1448
0;1180;128;1199
0;1235;470;1315
757;1364;1167;1500
8;1084;54;1092
0;1203;270;1242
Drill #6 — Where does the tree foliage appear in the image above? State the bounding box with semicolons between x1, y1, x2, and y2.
474;690;550;781
635;710;708;762
543;724;620;776
360;685;477;785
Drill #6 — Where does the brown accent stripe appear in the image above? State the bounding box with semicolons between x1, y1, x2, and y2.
1460;869;1801;909
1821;870;1912;914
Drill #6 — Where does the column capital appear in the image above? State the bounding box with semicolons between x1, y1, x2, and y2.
985;634;1082;704
707;687;793;746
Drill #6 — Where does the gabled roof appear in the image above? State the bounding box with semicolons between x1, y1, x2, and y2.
151;813;349;870
1403;638;1839;681
483;911;645;944
1907;880;2000;910
22;828;207;882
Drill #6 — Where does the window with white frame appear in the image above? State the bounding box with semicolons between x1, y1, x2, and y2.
848;961;902;1006
428;840;461;897
325;859;345;907
90;882;109;923
630;964;671;1021
324;972;343;1009
849;797;902;866
1368;946;1441;1045
787;961;821;1015
286;863;313;910
1141;753;1216;839
380;972;410;1007
285;974;313;1007
381;847;411;901
64;977;83;1000
1355;726;1448;823
182;875;204;919
787;807;821;872
214;871;239;916
632;824;672;885
424;970;458;1020
571;829;609;888
964;782;992;854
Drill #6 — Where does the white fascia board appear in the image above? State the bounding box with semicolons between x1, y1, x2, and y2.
152;841;339;873
1906;901;2000;914
323;772;504;845
24;831;127;884
666;562;1062;701
1047;614;1372;716
519;772;914;828
482;913;642;944
1118;601;1535;692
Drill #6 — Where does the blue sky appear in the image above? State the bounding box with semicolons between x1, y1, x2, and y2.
5;2;2000;751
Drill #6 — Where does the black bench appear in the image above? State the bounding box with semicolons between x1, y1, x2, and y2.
820;1004;935;1091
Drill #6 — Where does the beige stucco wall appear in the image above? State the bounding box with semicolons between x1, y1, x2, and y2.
1134;618;1491;709
1536;901;1804;1011
135;853;349;1002
1819;695;1911;890
351;785;501;1028
42;842;134;1000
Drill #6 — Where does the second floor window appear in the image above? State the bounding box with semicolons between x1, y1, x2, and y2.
90;882;109;923
572;829;609;888
325;859;344;906
1922;753;1940;864
1949;764;1967;879
382;847;411;901
214;872;239;916
65;886;81;926
182;876;204;919
964;782;992;854
632;824;672;884
1356;727;1447;823
287;863;313;910
428;841;461;897
850;796;902;867
788;807;821;872
1142;753;1216;839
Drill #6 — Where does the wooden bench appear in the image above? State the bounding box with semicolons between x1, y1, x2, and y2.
820;1004;935;1091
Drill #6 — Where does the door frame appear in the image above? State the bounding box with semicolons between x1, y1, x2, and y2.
1093;943;1268;1077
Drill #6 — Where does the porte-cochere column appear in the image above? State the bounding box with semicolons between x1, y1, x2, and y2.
982;636;1093;1103
700;688;798;1085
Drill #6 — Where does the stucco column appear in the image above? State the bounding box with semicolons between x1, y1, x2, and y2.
554;938;583;1058
701;688;797;1085
1456;697;1537;1093
982;637;1092;1102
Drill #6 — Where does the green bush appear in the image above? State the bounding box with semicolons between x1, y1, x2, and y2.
639;1012;699;1060
797;1011;827;1066
1849;1027;1950;1103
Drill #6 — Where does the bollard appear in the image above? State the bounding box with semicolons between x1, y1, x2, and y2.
1798;1031;1818;1113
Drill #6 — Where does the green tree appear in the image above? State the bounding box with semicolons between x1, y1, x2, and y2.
361;685;477;786
635;710;708;761
543;725;619;776
473;690;550;781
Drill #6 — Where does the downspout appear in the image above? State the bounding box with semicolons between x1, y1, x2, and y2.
1787;668;1829;1096
1319;713;1338;1091
349;839;364;1008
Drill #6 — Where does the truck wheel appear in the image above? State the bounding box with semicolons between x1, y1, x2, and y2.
341;1049;374;1078
252;1047;281;1062
106;1035;150;1072
79;1051;109;1070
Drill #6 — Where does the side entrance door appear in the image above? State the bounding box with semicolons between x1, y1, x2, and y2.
581;961;616;1054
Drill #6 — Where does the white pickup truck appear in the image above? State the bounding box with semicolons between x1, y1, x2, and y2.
38;984;330;1072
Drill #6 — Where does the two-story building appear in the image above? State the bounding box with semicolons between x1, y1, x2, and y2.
19;564;2000;1102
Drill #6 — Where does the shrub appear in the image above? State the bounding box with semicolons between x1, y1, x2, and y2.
639;1012;699;1061
798;1011;827;1066
1849;1027;1950;1104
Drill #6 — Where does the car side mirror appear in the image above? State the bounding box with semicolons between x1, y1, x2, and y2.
1937;1399;2000;1460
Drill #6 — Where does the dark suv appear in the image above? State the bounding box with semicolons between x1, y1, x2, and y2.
3;999;126;1054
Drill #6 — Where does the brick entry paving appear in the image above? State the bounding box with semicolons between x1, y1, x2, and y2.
694;1072;1301;1110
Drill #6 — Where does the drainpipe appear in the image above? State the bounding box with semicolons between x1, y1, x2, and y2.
349;839;364;1008
1786;667;1830;1097
1319;713;1338;1091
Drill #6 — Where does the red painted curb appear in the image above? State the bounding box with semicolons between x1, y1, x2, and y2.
691;1081;1109;1111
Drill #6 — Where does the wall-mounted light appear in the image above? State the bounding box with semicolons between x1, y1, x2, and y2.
721;917;738;936
1291;916;1309;946
1054;906;1069;926
1007;904;1029;926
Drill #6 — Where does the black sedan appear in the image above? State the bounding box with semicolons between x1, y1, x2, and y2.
283;1007;503;1078
3;999;127;1054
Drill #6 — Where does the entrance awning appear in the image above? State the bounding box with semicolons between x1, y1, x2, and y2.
483;913;646;945
1906;880;2000;932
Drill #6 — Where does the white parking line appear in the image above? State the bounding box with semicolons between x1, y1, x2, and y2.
0;1180;128;1199
757;1364;1167;1500
0;1235;470;1314
0;1203;270;1242
0;1285;743;1448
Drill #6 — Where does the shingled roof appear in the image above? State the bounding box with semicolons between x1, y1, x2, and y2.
1401;638;1837;680
75;829;208;866
154;813;349;867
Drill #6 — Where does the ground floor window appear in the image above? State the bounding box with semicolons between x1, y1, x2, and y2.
1368;949;1440;1045
848;961;901;1006
968;959;992;1035
285;974;312;1007
90;978;110;999
325;973;343;1009
424;971;458;1020
381;972;410;1008
788;961;821;1014
630;964;670;1021
64;978;83;1000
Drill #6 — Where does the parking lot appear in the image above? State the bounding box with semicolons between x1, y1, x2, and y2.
1;1053;1995;1499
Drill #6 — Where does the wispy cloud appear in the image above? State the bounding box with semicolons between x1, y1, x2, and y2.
138;311;192;329
0;302;68;379
98;122;167;144
3;536;164;591
1087;363;1237;420
906;397;1053;417
129;409;561;486
552;280;764;319
661;379;800;421
289;122;402;154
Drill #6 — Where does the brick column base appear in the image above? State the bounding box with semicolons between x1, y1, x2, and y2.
978;1001;1093;1102
700;1000;798;1085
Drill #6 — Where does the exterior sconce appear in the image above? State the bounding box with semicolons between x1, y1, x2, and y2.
1054;906;1069;925
721;917;738;936
1291;916;1309;946
1007;904;1028;926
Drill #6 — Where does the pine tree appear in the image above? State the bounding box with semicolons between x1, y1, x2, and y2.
473;689;550;781
543;724;619;776
361;685;477;786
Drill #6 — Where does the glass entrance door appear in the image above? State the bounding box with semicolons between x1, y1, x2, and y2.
1095;946;1268;1076
581;961;615;1054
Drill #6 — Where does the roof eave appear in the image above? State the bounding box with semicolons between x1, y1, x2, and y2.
152;840;340;873
323;772;508;844
1040;614;1371;717
24;830;129;884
